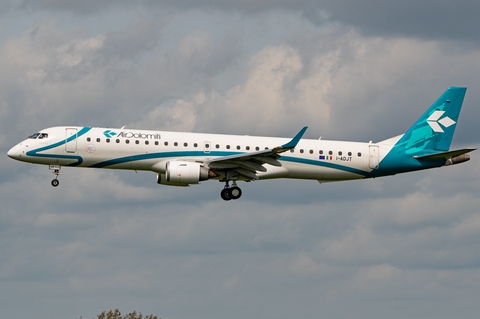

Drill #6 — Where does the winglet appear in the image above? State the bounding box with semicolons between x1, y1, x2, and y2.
281;126;308;149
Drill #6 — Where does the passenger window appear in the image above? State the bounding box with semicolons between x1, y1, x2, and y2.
309;150;313;154
116;139;120;143
338;151;342;155
290;149;294;153
135;140;139;144
319;150;323;154
184;143;188;147
155;141;159;145
106;139;110;143
300;149;304;153
174;142;178;146
358;152;362;157
194;143;198;147
255;147;260;151
215;144;220;149
145;141;149;145
87;137;91;142
246;146;250;150
348;152;352;156
236;146;241;150
205;143;209;148
164;141;168;146
226;145;230;149
329;151;333;155
126;140;130;144
96;138;101;142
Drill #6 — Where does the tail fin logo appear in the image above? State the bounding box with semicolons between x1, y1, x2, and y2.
427;111;456;133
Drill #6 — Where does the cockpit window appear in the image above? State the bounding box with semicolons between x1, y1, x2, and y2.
28;133;48;139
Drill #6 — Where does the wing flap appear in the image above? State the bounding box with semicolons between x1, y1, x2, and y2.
236;168;259;180
231;160;268;172
251;156;282;167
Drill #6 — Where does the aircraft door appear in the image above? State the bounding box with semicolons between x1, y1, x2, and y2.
204;141;211;154
65;128;78;153
369;145;379;169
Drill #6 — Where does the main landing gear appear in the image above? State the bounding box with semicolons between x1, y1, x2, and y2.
220;181;242;201
49;165;61;187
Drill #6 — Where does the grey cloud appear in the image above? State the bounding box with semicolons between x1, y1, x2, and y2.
99;18;164;61
11;0;129;15
0;21;243;144
314;0;480;42
10;0;480;42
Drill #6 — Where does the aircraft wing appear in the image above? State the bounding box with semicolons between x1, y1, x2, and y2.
207;126;308;180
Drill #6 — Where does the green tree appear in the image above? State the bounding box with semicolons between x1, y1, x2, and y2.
95;309;159;319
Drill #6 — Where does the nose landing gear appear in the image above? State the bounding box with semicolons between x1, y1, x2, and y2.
220;181;242;201
49;165;61;187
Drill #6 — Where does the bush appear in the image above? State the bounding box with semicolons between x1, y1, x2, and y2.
94;309;160;319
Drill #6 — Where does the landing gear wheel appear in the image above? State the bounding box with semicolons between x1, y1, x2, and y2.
221;188;231;201
229;187;242;200
49;166;61;187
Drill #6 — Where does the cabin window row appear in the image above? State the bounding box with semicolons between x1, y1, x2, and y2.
87;137;161;145
85;137;361;157
85;137;269;150
292;149;362;157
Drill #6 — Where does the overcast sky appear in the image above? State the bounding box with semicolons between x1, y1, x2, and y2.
1;1;480;319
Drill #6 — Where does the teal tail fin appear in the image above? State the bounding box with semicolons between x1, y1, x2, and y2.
395;86;466;154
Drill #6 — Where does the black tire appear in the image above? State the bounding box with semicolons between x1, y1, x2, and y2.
220;188;231;201
51;179;59;187
229;187;242;200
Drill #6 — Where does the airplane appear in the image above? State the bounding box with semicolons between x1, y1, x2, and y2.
7;86;475;201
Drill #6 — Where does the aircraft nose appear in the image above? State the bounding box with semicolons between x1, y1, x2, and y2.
7;145;22;159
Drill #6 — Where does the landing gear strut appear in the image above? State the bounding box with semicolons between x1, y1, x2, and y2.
49;165;61;187
220;181;242;201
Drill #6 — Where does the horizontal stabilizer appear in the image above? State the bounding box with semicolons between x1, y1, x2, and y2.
414;148;476;160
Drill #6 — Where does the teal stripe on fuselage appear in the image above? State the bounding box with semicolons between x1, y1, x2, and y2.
279;156;369;176
26;127;92;166
89;151;240;168
89;150;369;176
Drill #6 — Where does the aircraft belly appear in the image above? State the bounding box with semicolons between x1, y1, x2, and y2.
281;161;364;181
258;166;289;180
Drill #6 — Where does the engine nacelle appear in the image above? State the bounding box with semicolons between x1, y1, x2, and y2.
446;154;470;166
156;161;210;186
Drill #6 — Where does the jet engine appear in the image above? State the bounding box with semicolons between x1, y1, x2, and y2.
156;161;210;186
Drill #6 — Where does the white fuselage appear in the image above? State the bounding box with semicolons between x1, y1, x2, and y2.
8;126;395;183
